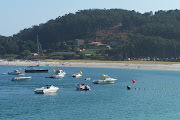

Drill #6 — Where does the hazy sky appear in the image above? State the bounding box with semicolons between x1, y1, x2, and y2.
0;0;179;36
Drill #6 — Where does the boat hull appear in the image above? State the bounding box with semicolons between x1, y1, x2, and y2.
34;85;59;94
8;73;21;75
93;80;115;84
52;75;64;78
72;74;82;78
34;88;59;94
25;69;48;73
12;77;31;81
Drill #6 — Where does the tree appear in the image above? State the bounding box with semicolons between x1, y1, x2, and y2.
20;50;31;57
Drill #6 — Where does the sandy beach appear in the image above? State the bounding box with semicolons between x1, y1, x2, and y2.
1;60;180;71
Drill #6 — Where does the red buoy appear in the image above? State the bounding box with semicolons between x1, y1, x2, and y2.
132;79;136;83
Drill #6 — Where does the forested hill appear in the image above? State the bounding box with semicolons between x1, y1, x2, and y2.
15;9;139;50
1;9;180;60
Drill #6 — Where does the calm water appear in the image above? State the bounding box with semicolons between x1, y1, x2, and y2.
1;65;180;120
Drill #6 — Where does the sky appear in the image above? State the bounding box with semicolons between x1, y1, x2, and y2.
0;0;180;37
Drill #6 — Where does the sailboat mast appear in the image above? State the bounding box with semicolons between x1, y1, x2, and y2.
37;35;40;66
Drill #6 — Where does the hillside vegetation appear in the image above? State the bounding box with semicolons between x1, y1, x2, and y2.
1;9;180;61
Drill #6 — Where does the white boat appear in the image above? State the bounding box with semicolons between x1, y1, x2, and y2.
8;70;22;75
34;85;59;94
85;78;91;80
93;74;117;84
76;83;91;90
12;74;31;81
72;71;82;78
51;69;66;78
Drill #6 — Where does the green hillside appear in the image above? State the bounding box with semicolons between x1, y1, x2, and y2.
1;9;180;61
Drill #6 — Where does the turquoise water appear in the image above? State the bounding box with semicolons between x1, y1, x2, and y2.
1;65;180;120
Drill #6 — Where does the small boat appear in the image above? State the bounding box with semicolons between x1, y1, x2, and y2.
34;85;59;94
72;71;82;78
47;69;66;79
1;73;6;75
25;65;48;73
8;70;22;75
76;83;90;90
25;36;48;73
85;78;91;80
12;74;31;81
93;74;117;84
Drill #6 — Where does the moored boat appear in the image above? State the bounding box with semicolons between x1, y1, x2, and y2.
25;36;48;73
76;83;90;90
34;85;59;94
93;74;117;84
25;65;48;73
51;69;66;78
72;71;82;78
8;70;22;75
12;74;31;81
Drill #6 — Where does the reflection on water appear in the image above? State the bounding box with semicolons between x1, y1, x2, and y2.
43;92;58;96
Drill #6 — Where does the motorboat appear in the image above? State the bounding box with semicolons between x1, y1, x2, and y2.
51;69;66;78
8;70;22;75
72;73;82;77
93;74;117;84
85;78;91;80
34;85;59;94
72;71;82;78
46;69;66;78
12;74;31;81
76;83;91;90
25;65;48;73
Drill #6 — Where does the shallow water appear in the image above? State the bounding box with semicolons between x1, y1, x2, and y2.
1;65;180;120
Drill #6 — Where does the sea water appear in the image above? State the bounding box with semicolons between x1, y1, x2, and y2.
1;65;180;120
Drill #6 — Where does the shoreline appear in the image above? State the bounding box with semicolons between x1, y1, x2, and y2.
0;60;180;71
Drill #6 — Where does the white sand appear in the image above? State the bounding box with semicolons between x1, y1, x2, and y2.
1;60;180;71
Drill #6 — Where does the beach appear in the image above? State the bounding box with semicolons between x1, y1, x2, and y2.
1;60;180;71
